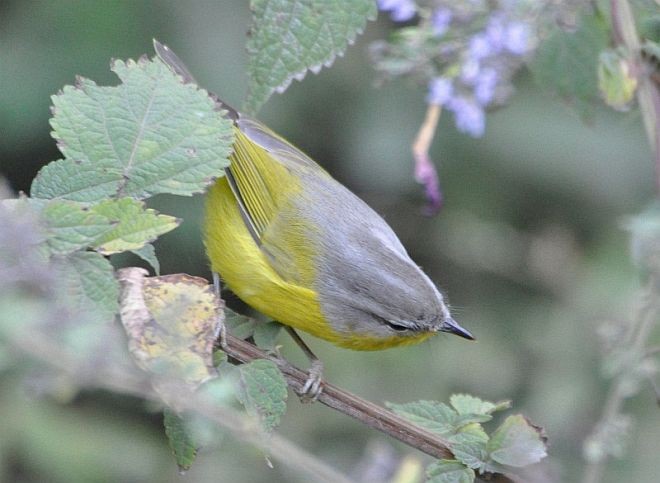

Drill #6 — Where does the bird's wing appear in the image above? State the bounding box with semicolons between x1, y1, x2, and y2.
155;40;323;285
227;124;324;286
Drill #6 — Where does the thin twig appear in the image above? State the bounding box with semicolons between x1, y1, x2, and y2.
581;282;659;483
223;333;453;459
611;0;660;190
221;332;517;483
412;104;443;213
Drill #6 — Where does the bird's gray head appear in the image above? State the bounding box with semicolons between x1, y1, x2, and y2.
310;185;473;343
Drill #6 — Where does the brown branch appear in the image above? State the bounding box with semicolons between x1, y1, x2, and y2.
222;333;516;483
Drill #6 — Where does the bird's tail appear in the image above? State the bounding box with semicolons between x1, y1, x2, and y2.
153;39;238;121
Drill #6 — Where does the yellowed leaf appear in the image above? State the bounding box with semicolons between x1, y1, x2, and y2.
117;267;223;386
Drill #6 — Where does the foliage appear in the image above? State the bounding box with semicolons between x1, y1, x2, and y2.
531;11;610;117
245;0;377;113
1;0;659;481
388;396;546;480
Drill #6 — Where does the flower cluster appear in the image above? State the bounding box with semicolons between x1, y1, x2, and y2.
377;0;416;22
375;1;535;138
373;0;536;213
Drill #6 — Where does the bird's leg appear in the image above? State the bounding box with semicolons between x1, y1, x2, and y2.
284;326;324;402
213;272;228;350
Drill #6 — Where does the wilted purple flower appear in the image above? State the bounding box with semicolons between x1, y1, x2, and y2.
427;77;453;105
447;97;486;137
414;151;443;214
431;8;452;36
504;21;530;55
469;33;492;61
474;67;498;105
377;0;416;22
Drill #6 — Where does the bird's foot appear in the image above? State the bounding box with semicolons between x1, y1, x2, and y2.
300;359;324;403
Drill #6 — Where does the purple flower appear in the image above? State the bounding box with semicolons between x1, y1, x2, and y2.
504;22;530;55
447;97;486;137
474;68;498;106
377;0;416;22
469;33;492;60
427;77;453;105
431;8;452;36
485;15;506;54
460;59;480;84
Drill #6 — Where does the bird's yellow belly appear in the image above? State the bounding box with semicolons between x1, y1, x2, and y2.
204;178;331;336
204;177;434;350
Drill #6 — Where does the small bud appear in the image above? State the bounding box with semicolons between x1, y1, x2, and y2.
598;50;638;111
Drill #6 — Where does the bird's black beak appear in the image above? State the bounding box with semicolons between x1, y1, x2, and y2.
440;317;475;340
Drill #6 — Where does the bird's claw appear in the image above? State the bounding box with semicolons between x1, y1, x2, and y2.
300;359;324;403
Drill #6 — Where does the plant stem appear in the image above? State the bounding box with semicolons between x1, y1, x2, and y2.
581;282;658;483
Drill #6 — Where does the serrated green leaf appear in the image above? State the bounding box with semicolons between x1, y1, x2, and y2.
449;424;489;471
130;243;160;275
426;460;475;483
31;56;233;201
387;400;457;436
236;359;288;433
164;408;199;472
89;198;179;254
245;0;376;113
40;200;115;255
253;321;283;350
450;394;497;416
449;394;511;426
531;12;609;116
53;251;119;321
487;415;547;467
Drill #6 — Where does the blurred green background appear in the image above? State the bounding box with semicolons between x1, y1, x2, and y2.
1;1;657;482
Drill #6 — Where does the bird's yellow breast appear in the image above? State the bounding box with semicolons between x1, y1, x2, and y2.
204;177;329;337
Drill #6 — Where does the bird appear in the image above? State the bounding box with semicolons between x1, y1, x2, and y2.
154;40;474;399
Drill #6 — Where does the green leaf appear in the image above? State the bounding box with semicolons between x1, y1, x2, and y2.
40;200;115;255
487;415;547;467
130;243;161;275
449;394;511;426
213;350;229;368
531;12;609;116
55;251;120;321
387;400;457;436
225;308;257;339
450;394;499;416
426;460;475;483
89;198;179;254
31;56;233;202
245;0;376;113
163;408;199;472
449;424;489;471
253;321;283;350
236;359;288;433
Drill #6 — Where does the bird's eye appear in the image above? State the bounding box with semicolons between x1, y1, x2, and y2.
374;315;409;332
